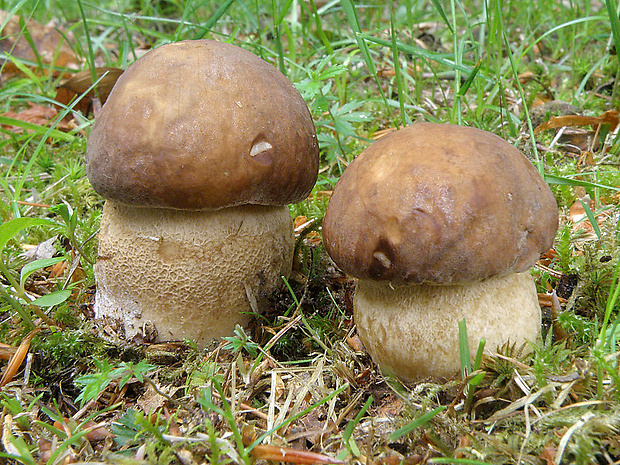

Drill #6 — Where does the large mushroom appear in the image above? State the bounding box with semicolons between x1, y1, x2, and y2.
322;123;558;381
86;40;318;346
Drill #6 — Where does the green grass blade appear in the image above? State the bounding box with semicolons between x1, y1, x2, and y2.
429;0;454;33
308;0;334;54
606;0;620;63
517;16;606;63
339;0;393;122
430;459;493;465
76;0;98;97
343;395;373;445
202;0;237;35
276;0;296;25
596;253;620;351
272;0;287;74
358;33;477;77
472;337;486;372
544;174;620;191
497;8;540;170
387;406;446;442
249;384;348;452
458;58;482;96
0;117;74;142
579;200;602;239
17;15;44;72
20;257;66;288
339;0;373;71
458;318;471;378
389;10;406;127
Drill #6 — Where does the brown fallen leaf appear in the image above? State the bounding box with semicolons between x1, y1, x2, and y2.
346;333;365;352
0;328;40;388
557;127;597;153
243;426;343;464
0;10;78;77
0;344;18;361
250;444;344;464
518;70;536;84
53;418;112;442
1;102;58;130
534;110;619;134
549;290;570;342
309;190;332;201
1;102;75;134
55;67;124;116
540;441;558;465
49;260;67;278
37;438;54;463
537;293;567;307
568;197;610;234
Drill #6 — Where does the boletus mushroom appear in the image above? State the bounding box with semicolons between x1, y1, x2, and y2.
86;40;318;346
322;123;558;381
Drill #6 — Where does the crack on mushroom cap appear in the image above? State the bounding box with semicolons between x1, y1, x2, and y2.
250;139;273;157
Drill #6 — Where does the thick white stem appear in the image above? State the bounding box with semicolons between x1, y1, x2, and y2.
94;201;293;346
354;272;541;381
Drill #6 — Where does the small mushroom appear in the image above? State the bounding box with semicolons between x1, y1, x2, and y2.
86;40;318;345
322;123;558;381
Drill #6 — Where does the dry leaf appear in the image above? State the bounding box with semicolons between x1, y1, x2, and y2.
82;421;113;441
1;102;74;134
0;344;17;361
163;407;183;437
540;441;558;465
137;382;169;415
0;10;78;77
549;290;570;342
311;190;333;201
53;418;112;442
518;70;541;85
37;438;53;463
534;110;619;134
346;333;365;352
1;102;58;131
49;260;67;278
537;293;567;307
568;198;610;234
0;328;40;388
55;67;124;115
558;127;597;153
294;216;308;229
250;444;344;464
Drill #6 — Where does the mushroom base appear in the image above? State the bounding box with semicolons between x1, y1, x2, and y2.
94;201;294;346
354;272;541;381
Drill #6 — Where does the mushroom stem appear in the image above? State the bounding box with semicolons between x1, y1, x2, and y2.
94;201;293;345
353;272;542;381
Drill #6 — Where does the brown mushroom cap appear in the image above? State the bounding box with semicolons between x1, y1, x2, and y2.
323;123;559;284
86;40;319;210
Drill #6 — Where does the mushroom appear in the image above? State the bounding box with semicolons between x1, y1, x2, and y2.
322;123;558;381
86;40;319;346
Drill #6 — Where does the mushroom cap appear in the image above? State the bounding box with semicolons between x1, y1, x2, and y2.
86;40;319;210
322;123;559;284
